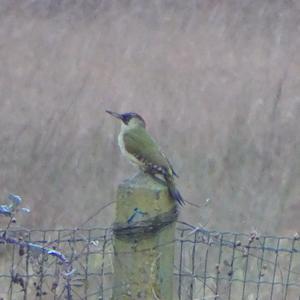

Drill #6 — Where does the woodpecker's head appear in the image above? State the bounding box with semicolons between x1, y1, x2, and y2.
106;110;146;128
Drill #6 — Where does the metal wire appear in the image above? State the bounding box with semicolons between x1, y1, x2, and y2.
0;223;299;299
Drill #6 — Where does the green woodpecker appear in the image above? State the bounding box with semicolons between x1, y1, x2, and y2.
106;110;184;206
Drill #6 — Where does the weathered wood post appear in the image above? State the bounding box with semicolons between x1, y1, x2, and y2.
112;172;178;300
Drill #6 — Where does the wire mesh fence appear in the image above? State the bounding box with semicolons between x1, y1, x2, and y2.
0;227;114;299
0;222;299;299
176;222;300;300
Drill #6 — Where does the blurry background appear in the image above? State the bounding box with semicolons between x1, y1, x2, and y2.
0;0;299;234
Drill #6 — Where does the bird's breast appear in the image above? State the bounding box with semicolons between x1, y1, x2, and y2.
118;132;141;167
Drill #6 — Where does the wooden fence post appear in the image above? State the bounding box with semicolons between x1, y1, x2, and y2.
112;172;178;300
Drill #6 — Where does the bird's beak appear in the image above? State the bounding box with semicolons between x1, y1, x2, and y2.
106;110;123;120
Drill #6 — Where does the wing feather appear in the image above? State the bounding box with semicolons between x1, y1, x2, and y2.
123;127;177;176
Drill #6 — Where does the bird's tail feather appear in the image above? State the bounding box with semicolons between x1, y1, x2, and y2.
165;176;184;206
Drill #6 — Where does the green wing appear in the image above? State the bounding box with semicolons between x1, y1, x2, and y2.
123;127;177;176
